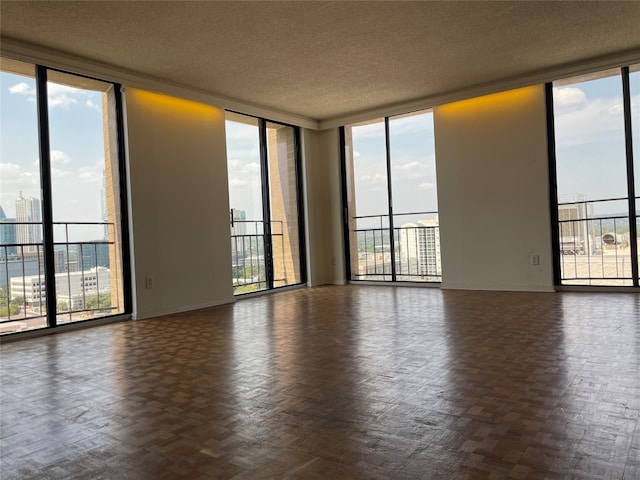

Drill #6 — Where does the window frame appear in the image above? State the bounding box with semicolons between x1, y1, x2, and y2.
340;109;441;284
0;58;132;334
546;66;639;288
225;110;307;295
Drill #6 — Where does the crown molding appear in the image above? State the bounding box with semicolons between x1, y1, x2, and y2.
0;37;320;130
318;47;640;130
3;37;639;132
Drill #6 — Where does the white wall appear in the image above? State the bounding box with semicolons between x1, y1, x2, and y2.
125;89;234;319
302;128;346;286
434;86;554;292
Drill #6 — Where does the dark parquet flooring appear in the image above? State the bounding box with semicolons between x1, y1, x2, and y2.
1;285;639;479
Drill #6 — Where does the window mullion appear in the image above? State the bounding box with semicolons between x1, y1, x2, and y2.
35;66;57;327
545;82;563;286
621;67;639;286
384;117;397;281
258;119;274;290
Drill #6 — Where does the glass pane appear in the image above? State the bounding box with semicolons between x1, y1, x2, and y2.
344;120;392;281
266;122;301;288
630;65;639;281
553;70;632;285
46;70;125;323
0;58;47;334
388;110;440;282
226;113;266;294
632;65;640;195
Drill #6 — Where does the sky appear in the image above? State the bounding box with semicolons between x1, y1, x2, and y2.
1;67;639;244
349;111;438;229
347;70;639;224
225;118;264;223
1;70;108;241
553;71;640;214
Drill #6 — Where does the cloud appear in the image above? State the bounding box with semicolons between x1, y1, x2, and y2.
419;182;435;190
46;83;78;108
608;103;624;114
50;167;68;178
50;150;72;165
554;93;637;147
9;82;35;97
349;121;385;138
371;173;386;184
0;163;41;216
399;160;420;170
242;162;260;174
230;177;248;187
353;150;361;158
0;162;23;181
8;80;101;110
357;173;387;184
553;87;586;110
86;99;101;111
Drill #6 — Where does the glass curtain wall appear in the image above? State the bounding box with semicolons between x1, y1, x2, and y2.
631;65;640;285
226;112;305;294
0;57;128;334
550;65;639;286
343;109;440;282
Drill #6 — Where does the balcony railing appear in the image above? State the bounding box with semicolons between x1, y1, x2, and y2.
351;211;441;282
557;197;639;286
1;221;120;334
230;220;286;293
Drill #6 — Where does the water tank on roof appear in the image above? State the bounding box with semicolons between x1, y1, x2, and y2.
602;233;626;245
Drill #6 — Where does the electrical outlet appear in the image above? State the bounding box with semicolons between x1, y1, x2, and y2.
530;254;540;266
145;277;153;289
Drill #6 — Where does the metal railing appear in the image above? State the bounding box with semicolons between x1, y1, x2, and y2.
0;221;119;334
557;197;639;286
351;211;441;282
230;220;286;293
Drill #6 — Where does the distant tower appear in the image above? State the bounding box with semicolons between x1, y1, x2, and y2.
399;215;441;279
230;208;247;260
0;205;18;257
15;192;42;253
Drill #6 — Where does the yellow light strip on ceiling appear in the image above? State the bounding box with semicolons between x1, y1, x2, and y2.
437;86;540;115
129;88;223;118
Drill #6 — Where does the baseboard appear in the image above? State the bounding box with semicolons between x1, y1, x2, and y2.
132;296;236;320
440;282;556;293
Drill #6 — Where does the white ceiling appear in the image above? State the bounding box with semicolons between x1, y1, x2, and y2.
2;1;640;126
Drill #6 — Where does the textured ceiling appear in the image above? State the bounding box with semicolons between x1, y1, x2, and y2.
1;1;640;123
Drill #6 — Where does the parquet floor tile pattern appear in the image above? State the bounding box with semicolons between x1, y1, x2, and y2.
1;285;639;479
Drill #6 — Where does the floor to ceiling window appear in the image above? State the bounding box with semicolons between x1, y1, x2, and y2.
0;57;130;334
342;109;440;283
549;65;639;286
225;112;305;294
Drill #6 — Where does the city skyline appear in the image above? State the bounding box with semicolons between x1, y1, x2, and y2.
1;69;108;241
2;69;637;226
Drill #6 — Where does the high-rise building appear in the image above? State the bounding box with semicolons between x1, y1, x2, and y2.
398;216;441;280
0;205;18;258
557;194;592;255
230;208;247;237
10;266;111;310
15;193;42;253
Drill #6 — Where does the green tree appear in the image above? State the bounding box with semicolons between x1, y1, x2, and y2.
0;304;20;317
85;295;111;311
234;284;261;294
0;286;8;304
0;287;22;317
11;295;25;306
